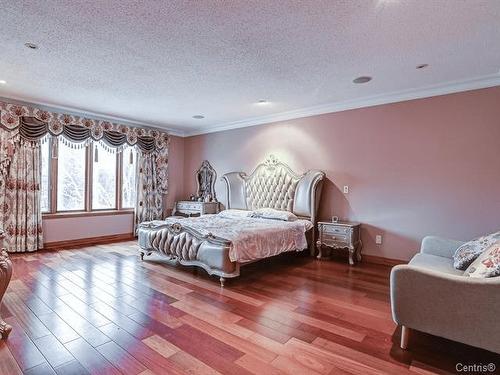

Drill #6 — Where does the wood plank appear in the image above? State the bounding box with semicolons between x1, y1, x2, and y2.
3;316;47;371
33;334;75;369
24;362;57;375
99;322;187;375
179;314;278;363
142;335;181;358
53;359;90;375
235;354;285;375
3;240;494;375
95;340;147;375
2;293;51;340
0;341;23;375
64;337;122;375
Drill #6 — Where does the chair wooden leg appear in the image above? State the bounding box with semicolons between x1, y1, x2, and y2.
400;325;410;350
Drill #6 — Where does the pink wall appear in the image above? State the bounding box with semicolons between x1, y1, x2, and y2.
43;135;186;244
182;87;500;261
164;135;185;214
43;213;134;243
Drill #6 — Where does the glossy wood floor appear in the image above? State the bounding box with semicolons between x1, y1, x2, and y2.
1;241;498;374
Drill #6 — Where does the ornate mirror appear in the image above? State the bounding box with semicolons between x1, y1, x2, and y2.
195;160;217;202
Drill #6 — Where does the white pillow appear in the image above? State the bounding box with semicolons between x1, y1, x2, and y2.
464;241;500;278
217;209;252;219
251;208;298;222
453;231;500;270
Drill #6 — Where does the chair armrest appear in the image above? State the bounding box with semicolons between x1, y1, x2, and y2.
420;236;463;258
390;265;500;353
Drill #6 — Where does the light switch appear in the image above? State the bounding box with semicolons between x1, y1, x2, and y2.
343;185;349;194
375;235;383;245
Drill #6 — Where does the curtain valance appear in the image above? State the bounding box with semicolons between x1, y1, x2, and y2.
0;101;168;152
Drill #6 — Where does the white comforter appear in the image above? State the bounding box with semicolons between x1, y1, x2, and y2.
148;214;312;263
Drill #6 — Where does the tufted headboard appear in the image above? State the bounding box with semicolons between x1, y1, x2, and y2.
221;155;325;223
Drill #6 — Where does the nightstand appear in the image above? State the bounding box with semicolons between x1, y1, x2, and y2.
172;201;220;217
316;221;362;265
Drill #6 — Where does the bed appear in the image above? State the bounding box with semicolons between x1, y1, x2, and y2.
138;155;325;286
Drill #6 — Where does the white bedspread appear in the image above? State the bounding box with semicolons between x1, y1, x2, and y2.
147;214;312;263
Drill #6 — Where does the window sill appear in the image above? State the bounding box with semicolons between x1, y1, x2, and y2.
43;209;134;220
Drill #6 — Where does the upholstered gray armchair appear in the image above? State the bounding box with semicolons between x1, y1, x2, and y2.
390;236;500;354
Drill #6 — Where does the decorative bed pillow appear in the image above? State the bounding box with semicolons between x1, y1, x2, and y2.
217;209;252;219
464;242;500;278
251;208;298;222
453;231;500;270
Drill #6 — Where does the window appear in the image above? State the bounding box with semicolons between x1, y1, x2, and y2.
40;140;50;213
92;142;117;210
43;138;136;215
56;141;86;211
122;146;137;208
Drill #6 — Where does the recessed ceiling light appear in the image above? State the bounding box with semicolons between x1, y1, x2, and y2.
192;115;205;119
416;64;429;69
24;42;38;50
0;80;6;85
353;76;372;84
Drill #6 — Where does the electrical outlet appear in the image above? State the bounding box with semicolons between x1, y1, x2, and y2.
375;235;383;245
343;185;349;194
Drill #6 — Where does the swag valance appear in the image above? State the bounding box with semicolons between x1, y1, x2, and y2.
0;101;169;152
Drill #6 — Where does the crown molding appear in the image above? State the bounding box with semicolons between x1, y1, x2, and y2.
0;95;186;137
2;73;499;139
184;73;500;137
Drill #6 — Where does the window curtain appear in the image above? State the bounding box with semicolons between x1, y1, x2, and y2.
1;101;170;245
0;131;43;252
134;151;163;231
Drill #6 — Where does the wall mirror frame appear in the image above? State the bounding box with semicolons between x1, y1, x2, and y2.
195;160;217;202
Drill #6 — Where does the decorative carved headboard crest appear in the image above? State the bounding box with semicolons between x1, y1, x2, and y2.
263;154;279;168
221;155;325;223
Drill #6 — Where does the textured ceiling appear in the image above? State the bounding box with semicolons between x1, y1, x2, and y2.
1;0;499;135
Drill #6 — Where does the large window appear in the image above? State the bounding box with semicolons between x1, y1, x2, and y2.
40;141;50;213
42;138;136;215
122;145;137;208
92;142;117;210
57;141;86;211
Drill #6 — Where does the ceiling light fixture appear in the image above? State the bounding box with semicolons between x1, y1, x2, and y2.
353;76;372;84
257;99;268;104
0;80;6;85
192;115;205;119
24;42;38;50
416;64;429;69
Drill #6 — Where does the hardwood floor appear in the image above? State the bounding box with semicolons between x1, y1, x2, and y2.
1;241;498;374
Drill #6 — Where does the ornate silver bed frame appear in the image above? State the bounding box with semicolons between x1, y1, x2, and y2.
138;155;325;286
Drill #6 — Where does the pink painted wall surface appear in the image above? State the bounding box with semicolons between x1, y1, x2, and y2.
164;135;185;214
183;87;500;261
43;135;186;243
43;213;134;243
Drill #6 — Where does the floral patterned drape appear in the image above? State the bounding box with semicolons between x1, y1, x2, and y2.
134;150;165;231
0;132;43;252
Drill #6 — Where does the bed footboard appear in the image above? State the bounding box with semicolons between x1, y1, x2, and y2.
138;222;239;285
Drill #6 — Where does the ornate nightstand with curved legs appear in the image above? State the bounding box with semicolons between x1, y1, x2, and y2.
316;221;362;265
0;230;12;339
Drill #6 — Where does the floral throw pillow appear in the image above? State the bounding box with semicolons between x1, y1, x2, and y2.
464;242;500;278
453;231;500;270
